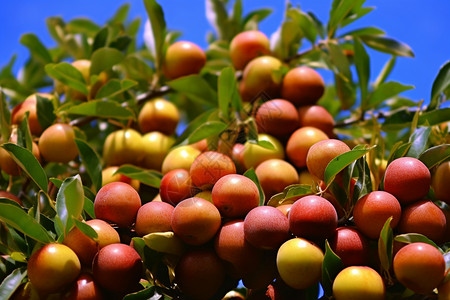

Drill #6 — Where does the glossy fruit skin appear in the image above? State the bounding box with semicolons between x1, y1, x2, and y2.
94;182;141;228
240;56;283;102
161;145;201;174
306;138;351;180
159;169;195;206
38;123;78;163
102;128;143;167
64;272;104;300
11;93;54;135
140;131;175;171
353;191;402;239
244;206;290;250
432;161;450;204
298;105;335;137
63;219;120;266
27;243;81;293
255;158;299;200
276;237;324;290
393;242;445;294
0;191;22;205
212;174;260;218
255;99;300;138
229;30;271;70
138;98;180;135
332;266;385;300
65;60;107;101
214;219;263;278
286;126;329;168
175;248;226;300
288;195;338;240
329;227;371;267
383;157;431;204
101;166;140;191
397;200;446;243
189;151;236;190
281;66;325;107
438;278;450;300
242;133;285;169
163;41;206;79
171;197;221;245
92;243;143;294
134;201;174;236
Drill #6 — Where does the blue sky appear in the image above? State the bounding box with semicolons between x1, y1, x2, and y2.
1;1;449;105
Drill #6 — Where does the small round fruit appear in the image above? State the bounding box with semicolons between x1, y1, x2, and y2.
65;59;107;100
163;41;206;79
38;123;78;163
242;133;285;169
11;93;55;135
255;158;299;200
0;133;41;176
138;98;180;135
397;200;446;243
289;195;338;240
175;248;226;300
329;227;371;267
27;243;81;293
140;131;175;171
281;66;325;107
102;128;143;167
332;266;385;300
171;197;221;245
212;174;260;218
101;166;140;191
393;242;445;294
276;238;324;290
352;191;402;239
244;206;290;250
159;169;195;206
92;243;143;294
135;201;174;236
189;151;236;190
64;272;104;300
229;30;271;70
0;191;22;206
255;99;300;138
161;145;201;174
432;161;450;204
306;138;351;180
286;126;328;168
94;182;141;228
298;105;335;137
383;157;431;204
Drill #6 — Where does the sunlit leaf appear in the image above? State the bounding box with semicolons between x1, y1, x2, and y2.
244;168;265;206
361;35;414;57
90;47;125;75
406;127;431;158
374;56;396;88
65;100;135;120
187;121;228;145
115;165;162;188
66;18;100;37
430;60;450;110
353;38;370;107
75;139;102;192
321;240;344;297
56;175;85;236
378;217;394;273
267;184;314;207
73;219;98;240
19;33;52;64
419;144;450;169
143;0;166;70
0;92;11;140
45;63;88;95
36;94;56;131
0;267;27;300
95;79;138;99
167;75;217;107
328;0;365;37
368;81;415;108
339;26;385;38
394;233;441;252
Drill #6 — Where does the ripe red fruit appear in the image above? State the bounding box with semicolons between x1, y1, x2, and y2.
383;157;431;204
329;227;371;267
393;242;445;294
281;66;325;107
298;105;335;137
189;151;236;190
0;191;22;206
212;174;260;218
431;161;450;204
288;195;338;240
163;41;206;79
94;182;141;228
134;201;174;236
92;243;143;294
64;272;104;300
244;206;290;250
352;191;402;239
286;126;329;168
159;168;195;206
255;99;300;138
255;158;299;200
229;30;271;70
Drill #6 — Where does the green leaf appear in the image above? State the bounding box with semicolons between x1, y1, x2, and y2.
418;107;450;127
328;0;365;37
167;75;217;107
66;18;100;37
406;127;431;158
339;26;385;38
353;38;370;108
351;156;372;204
1;143;48;193
368;81;415;108
90;47;125;75
186;121;228;145
0;267;27;299
243;8;273;30
324;145;375;186
378;217;394;274
143;0;166;70
374;56;396;88
321;240;344;297
46;16;65;44
92;27;109;53
243;168;265;206
45;63;88;95
56;175;85;236
0;92;11;140
121;55;154;82
218;67;241;121
361;35;414;57
288;8;317;44
95;79;137;99
206;0;230;41
17;114;33;151
271;16;303;60
394;233;441;251
340;6;374;28
73;219;98;240
419;144;450;169
267;184;314;207
256;140;275;150
36;94;56;131
115;165;163;188
19;33;52;64
0;203;54;243
65;100;135;120
75;139;102;192
108;3;130;24
430;60;450;110
173;109;216;147
327;42;352;80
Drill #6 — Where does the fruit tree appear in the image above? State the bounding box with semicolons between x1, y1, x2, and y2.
0;0;450;299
